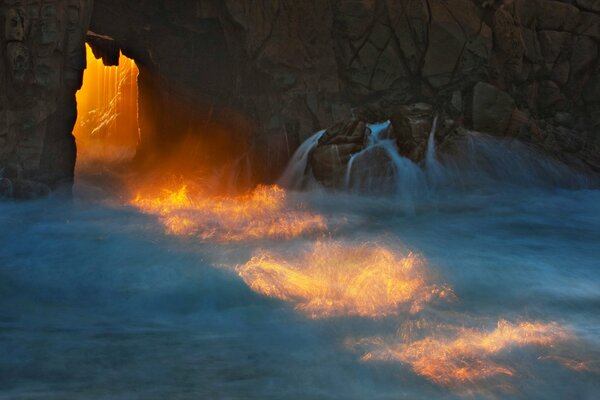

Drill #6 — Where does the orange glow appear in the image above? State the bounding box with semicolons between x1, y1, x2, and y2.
237;241;453;319
130;180;327;241
74;44;139;161
353;320;572;386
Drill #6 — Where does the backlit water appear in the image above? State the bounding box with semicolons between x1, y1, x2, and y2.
1;133;599;399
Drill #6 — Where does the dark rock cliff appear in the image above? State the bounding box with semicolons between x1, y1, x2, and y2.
1;0;92;196
1;0;599;196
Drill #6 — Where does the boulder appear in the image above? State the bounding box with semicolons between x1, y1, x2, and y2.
310;118;368;187
346;145;397;193
391;103;435;162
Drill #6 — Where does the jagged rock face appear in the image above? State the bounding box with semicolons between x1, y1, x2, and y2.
1;0;599;197
86;0;497;179
84;0;600;178
391;103;442;162
88;0;343;179
0;0;93;197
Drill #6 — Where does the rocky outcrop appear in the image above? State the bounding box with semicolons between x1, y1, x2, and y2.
1;0;599;197
310;118;369;187
391;103;448;162
0;0;93;197
308;103;459;188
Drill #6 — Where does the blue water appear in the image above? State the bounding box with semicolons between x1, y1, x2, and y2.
1;146;600;399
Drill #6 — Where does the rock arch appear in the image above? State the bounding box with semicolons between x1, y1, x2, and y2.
1;0;599;197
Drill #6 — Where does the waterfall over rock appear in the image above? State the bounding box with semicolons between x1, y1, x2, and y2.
283;117;594;212
278;130;325;190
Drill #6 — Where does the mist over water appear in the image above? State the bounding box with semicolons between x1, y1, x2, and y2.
1;131;600;399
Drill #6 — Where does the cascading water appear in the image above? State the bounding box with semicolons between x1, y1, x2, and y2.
340;121;428;213
278;130;325;190
283;119;592;205
439;132;592;189
344;121;396;191
425;116;438;168
424;116;446;191
281;117;449;213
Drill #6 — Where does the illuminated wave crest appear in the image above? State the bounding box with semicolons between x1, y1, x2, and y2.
237;241;453;319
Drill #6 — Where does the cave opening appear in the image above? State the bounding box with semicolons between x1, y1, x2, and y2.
74;44;140;170
72;40;255;196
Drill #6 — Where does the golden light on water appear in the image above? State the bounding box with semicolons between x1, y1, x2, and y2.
130;181;327;241
71;44;594;392
74;44;139;160
237;241;453;319
353;320;572;386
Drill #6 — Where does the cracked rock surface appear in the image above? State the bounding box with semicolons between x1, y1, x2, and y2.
1;0;599;196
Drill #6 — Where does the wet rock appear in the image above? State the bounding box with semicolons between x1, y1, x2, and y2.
551;126;585;153
0;178;51;200
472;82;516;136
346;145;396;193
391;103;435;162
310;119;368;187
309;102;464;189
0;179;13;198
318;119;368;148
14;179;52;199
